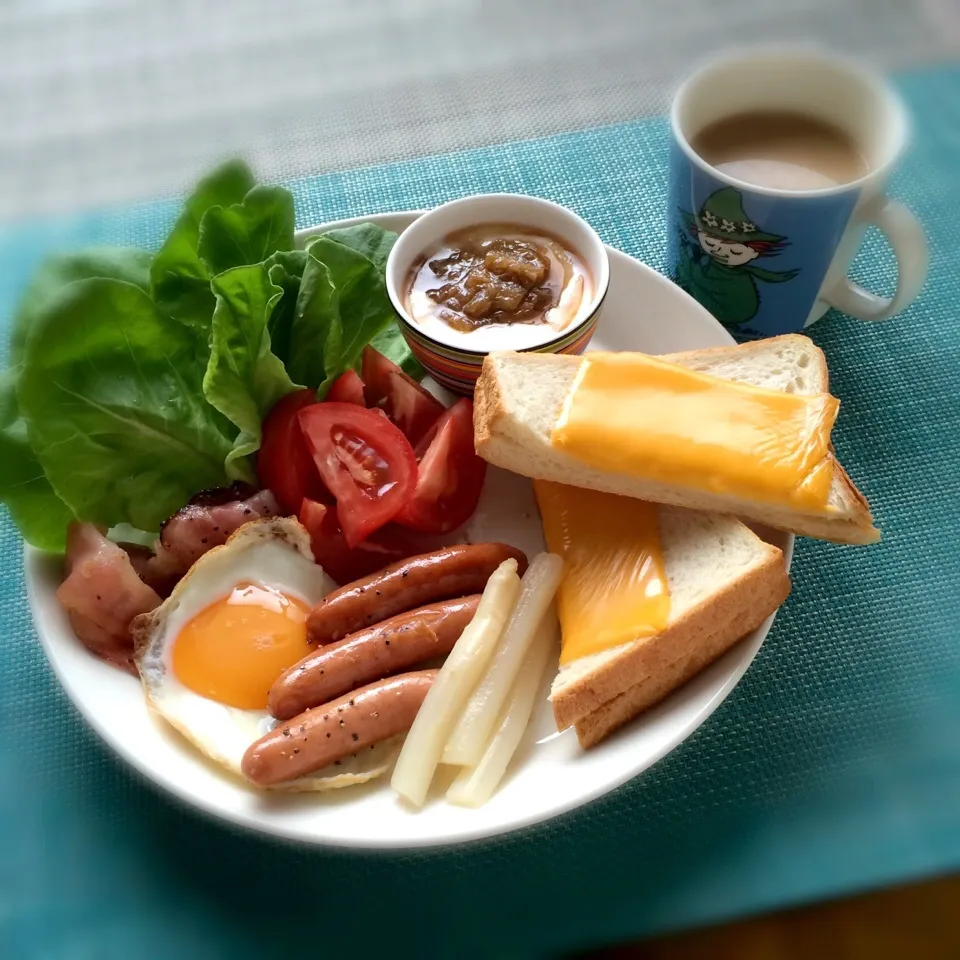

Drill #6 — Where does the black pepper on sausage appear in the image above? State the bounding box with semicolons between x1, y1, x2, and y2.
306;543;527;645
242;670;438;785
269;595;481;721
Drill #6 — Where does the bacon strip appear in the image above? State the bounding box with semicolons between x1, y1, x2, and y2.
57;485;282;672
145;484;279;584
57;524;161;674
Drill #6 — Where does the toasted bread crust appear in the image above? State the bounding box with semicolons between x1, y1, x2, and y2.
551;537;790;731
663;334;831;392
471;354;505;454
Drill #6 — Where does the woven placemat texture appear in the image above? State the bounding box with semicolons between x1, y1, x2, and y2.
0;67;957;960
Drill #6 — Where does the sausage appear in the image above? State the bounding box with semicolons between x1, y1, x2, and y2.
242;670;437;786
307;543;527;645
269;595;480;721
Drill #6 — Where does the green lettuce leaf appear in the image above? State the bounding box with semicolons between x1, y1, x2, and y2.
303;236;399;394
0;367;74;551
198;185;295;278
284;247;341;393
322;223;397;272
263;227;421;392
14;247;153;358
263;249;307;367
18;278;234;533
0;247;154;550
150;159;255;327
318;225;422;378
265;249;308;278
203;264;298;478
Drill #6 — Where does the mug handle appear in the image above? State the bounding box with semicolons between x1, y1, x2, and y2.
824;197;928;322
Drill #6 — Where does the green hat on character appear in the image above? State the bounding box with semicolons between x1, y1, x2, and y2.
682;186;785;244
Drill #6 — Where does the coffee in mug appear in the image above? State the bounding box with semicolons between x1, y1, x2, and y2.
691;111;869;191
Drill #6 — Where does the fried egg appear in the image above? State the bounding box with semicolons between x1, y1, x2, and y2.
134;517;401;791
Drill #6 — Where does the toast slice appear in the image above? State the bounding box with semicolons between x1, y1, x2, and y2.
549;505;790;737
474;335;878;545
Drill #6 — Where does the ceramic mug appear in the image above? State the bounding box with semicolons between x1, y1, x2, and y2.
666;48;928;340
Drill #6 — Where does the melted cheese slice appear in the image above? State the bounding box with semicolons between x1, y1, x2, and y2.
552;352;839;512
534;480;670;665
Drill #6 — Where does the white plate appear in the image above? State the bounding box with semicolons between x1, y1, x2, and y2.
26;211;793;849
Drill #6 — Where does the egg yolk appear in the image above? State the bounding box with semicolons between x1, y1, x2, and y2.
172;584;311;710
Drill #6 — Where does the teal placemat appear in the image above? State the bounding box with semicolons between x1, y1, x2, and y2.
1;66;958;959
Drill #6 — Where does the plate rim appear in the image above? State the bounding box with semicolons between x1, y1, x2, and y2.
25;209;795;850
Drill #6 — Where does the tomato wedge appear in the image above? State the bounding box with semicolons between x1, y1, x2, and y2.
257;389;330;515
298;403;417;547
299;498;436;585
326;369;366;406
393;398;486;534
361;346;444;445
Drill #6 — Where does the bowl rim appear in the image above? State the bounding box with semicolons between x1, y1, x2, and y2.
383;193;612;359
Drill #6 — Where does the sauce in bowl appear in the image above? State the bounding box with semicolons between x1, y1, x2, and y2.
405;224;592;349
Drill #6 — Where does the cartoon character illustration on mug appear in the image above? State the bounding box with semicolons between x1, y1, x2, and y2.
672;187;798;336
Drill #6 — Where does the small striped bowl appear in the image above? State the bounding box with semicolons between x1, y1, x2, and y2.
385;194;610;395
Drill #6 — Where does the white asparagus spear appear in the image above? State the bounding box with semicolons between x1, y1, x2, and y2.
390;558;520;808
446;609;559;807
442;553;563;766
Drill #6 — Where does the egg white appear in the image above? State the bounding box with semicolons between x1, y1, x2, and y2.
133;517;401;792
